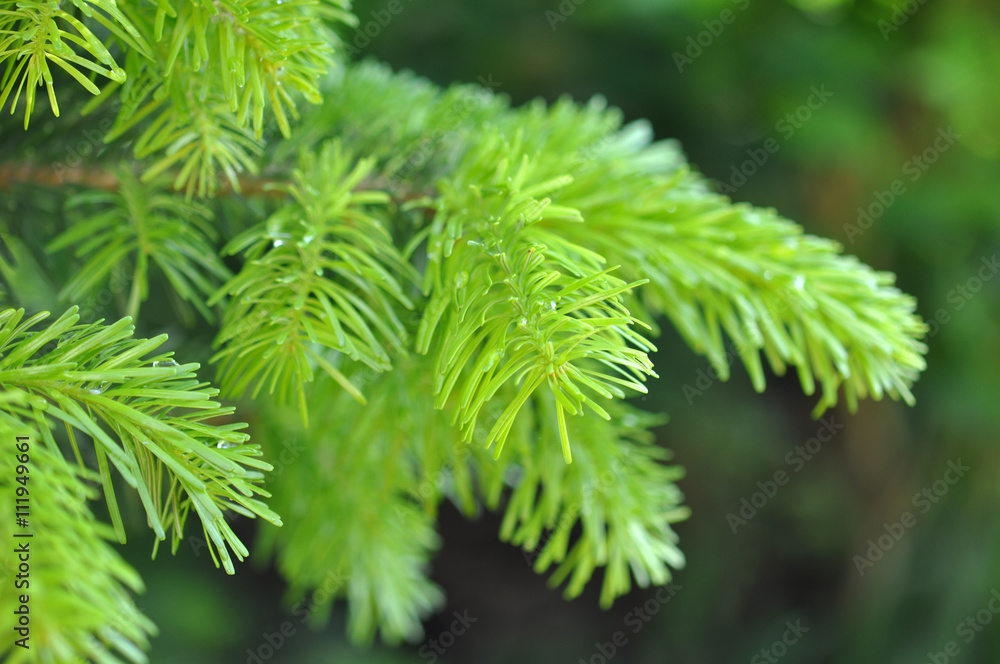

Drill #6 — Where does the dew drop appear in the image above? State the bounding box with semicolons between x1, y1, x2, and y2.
217;441;238;449
273;239;285;247
793;275;806;291
483;349;505;371
763;270;774;281
152;359;179;368
547;300;557;311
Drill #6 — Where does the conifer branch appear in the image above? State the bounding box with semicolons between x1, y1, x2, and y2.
0;307;280;575
46;168;231;321
0;47;931;660
255;367;450;645
0;395;158;664
210;140;418;424
496;393;688;608
541;128;928;414
417;131;657;463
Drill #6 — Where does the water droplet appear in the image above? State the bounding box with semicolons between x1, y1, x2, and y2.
217;441;238;449
273;239;285;248
301;233;315;246
666;205;677;214
793;275;806;291
763;270;774;281
153;359;179;368
482;349;505;371
518;317;528;326
547;300;557;311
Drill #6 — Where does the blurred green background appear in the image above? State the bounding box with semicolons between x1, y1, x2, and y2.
109;0;1000;662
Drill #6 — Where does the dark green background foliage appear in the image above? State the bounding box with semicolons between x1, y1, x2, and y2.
2;0;998;662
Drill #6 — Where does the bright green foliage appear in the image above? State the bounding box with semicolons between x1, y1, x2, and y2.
415;131;658;463
0;396;157;664
0;4;929;660
2;0;354;196
210;140;418;423
498;393;687;609
0;307;280;574
0;0;144;127
255;363;453;645
536;122;928;416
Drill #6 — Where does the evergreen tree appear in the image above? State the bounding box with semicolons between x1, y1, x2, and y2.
0;2;926;661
